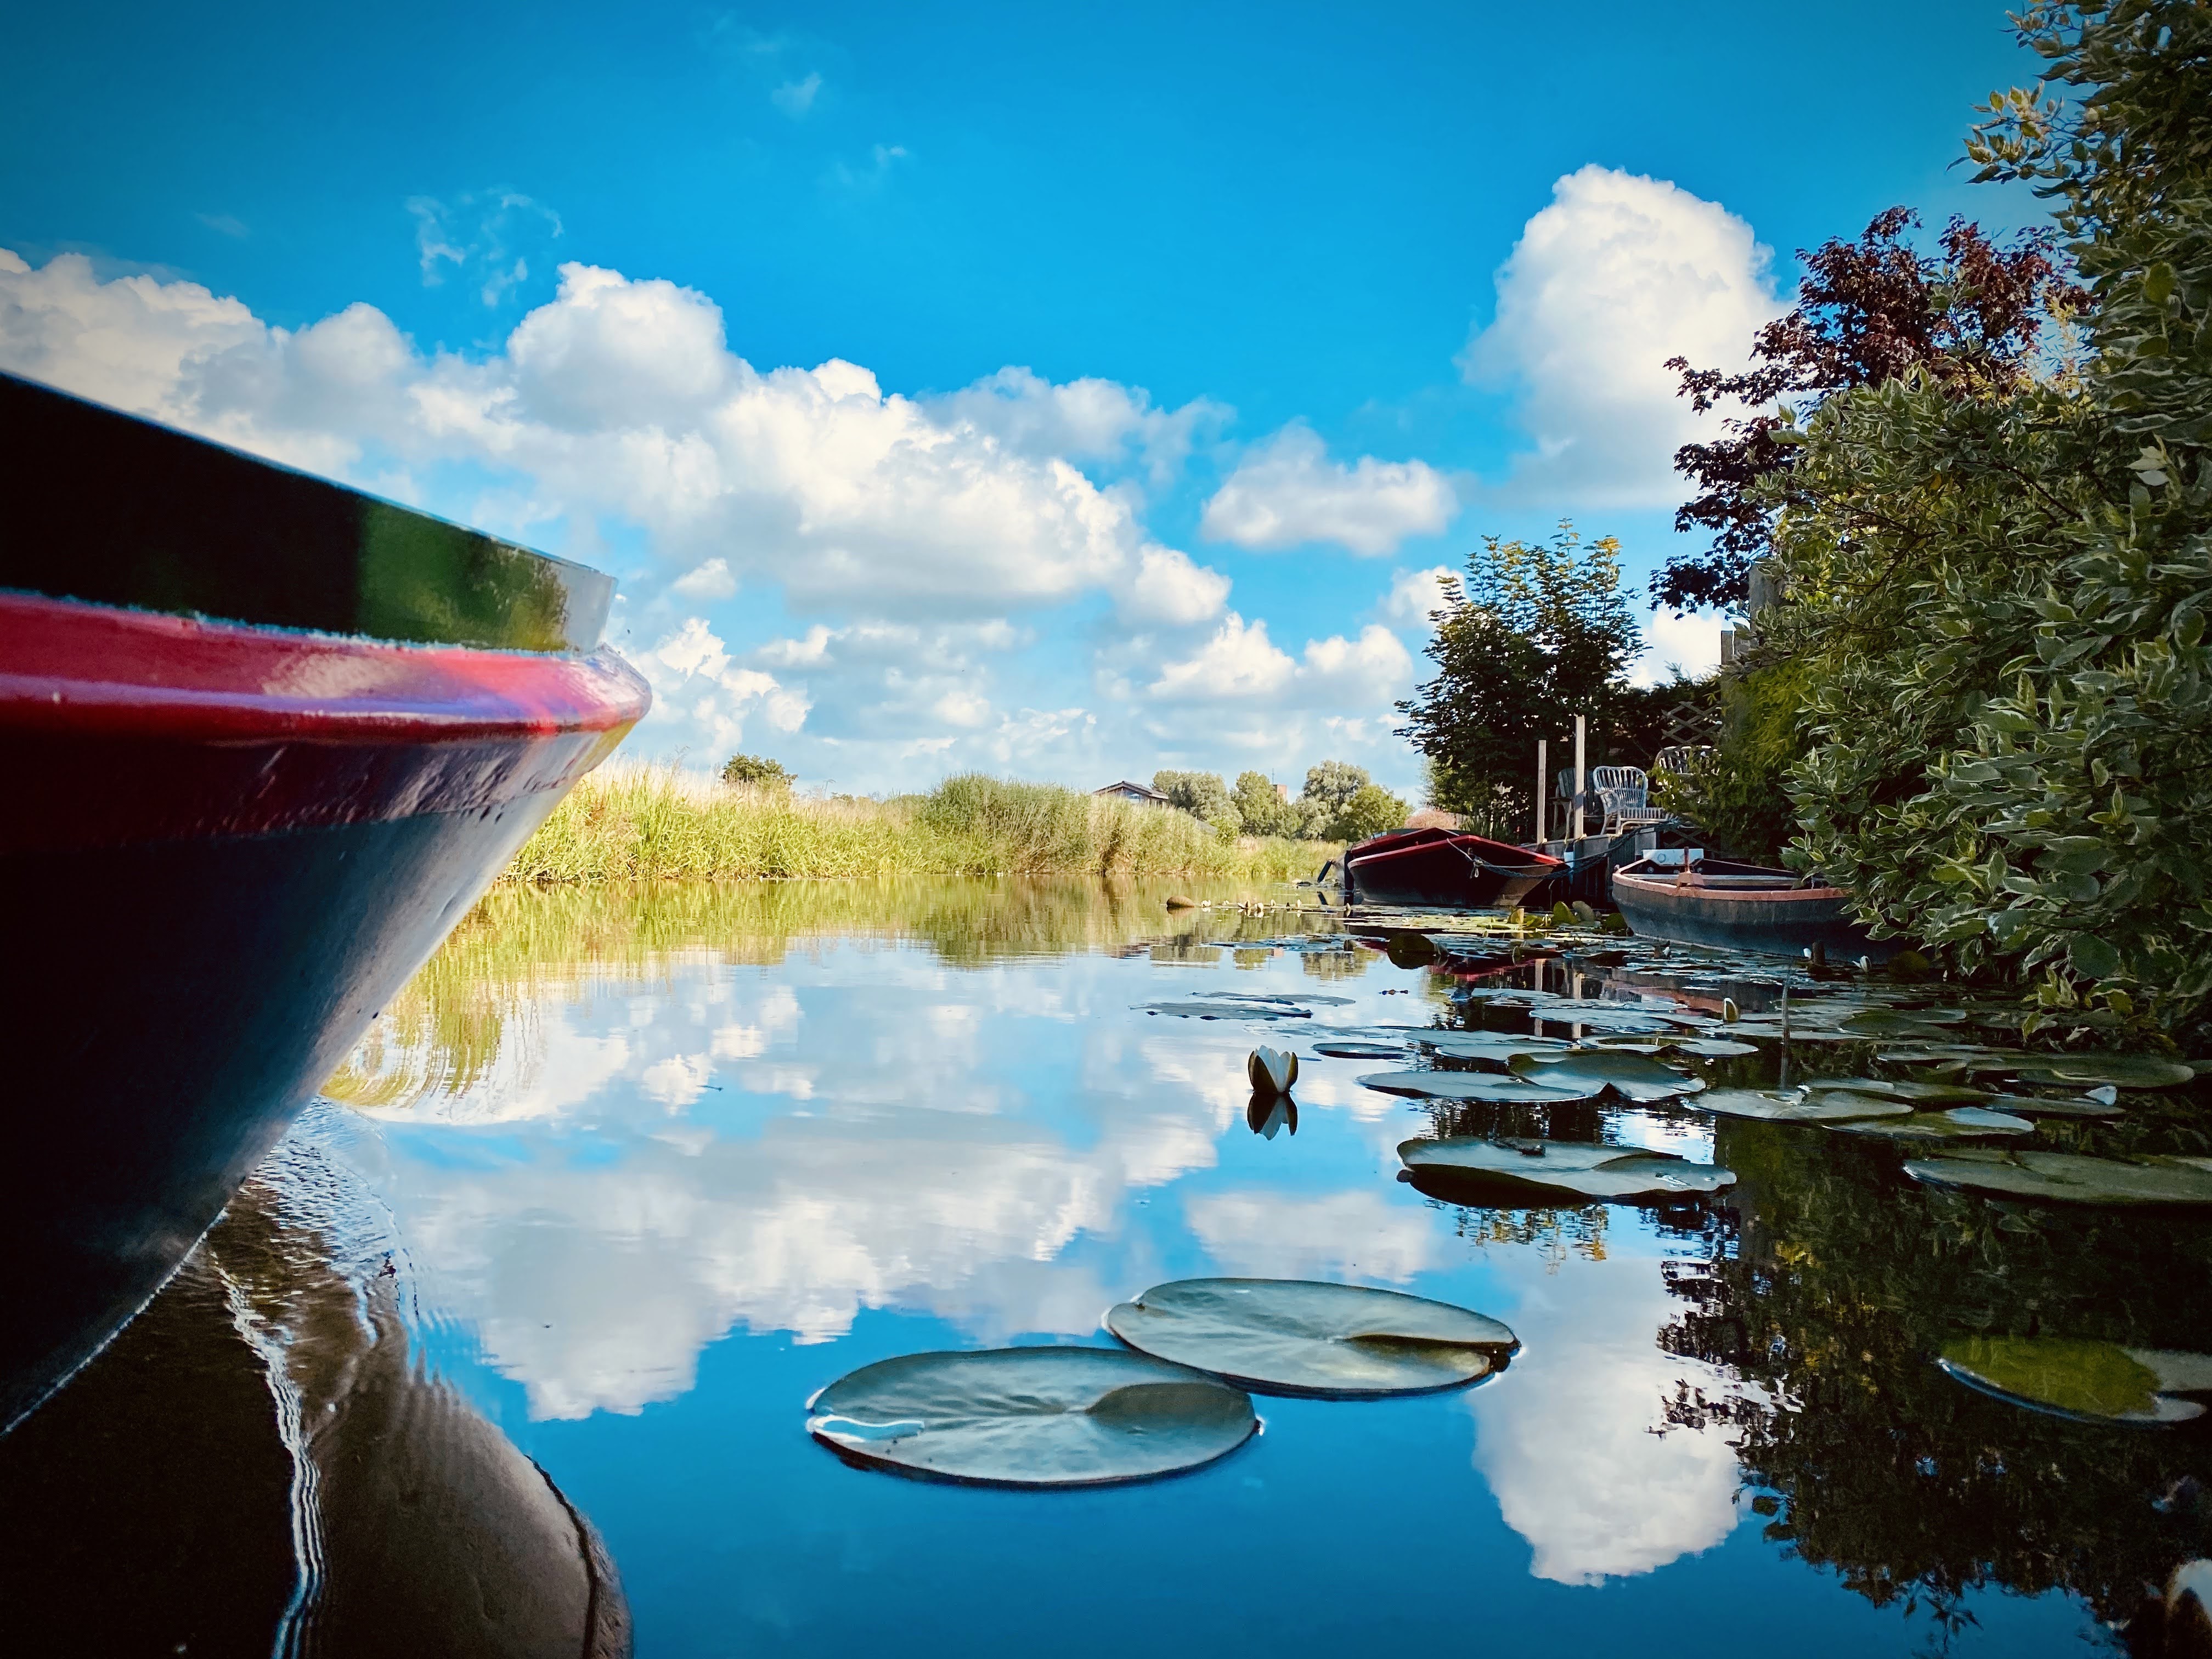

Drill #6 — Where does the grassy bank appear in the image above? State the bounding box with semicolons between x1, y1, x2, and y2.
505;764;1337;883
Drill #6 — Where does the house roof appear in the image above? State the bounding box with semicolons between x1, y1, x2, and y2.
1093;779;1170;803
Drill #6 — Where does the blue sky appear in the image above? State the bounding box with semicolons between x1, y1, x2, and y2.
1;1;2049;794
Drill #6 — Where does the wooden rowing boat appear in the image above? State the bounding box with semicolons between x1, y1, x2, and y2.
1341;826;1562;911
1611;854;1894;961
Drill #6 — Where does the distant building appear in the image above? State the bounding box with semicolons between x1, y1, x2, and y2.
1094;780;1170;806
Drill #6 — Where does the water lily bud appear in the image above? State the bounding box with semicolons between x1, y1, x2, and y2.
1248;1046;1298;1096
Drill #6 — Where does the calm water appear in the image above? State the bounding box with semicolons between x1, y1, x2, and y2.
16;877;2212;1655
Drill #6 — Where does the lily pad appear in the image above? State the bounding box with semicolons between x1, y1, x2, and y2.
1312;1041;1412;1061
1836;1106;2036;1141
1534;1005;1681;1034
1398;1137;1736;1201
1509;1049;1707;1103
1937;1336;2212;1425
1841;1008;1970;1034
1654;1036;1761;1058
1139;1001;1311;1022
1803;1077;1994;1105
1978;1092;2123;1119
807;1347;1256;1487
1995;1054;2197;1090
1695;1087;1911;1123
1195;990;1352;1007
1357;1070;1600;1104
1382;1029;1575;1064
1903;1148;2212;1205
1104;1278;1516;1398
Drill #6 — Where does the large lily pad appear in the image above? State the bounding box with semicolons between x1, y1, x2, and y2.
1104;1278;1517;1398
1837;1107;2036;1141
807;1347;1256;1486
1509;1049;1706;1103
1398;1137;1736;1201
1376;1029;1575;1065
1937;1336;2212;1425
1696;1087;1911;1123
1904;1148;2212;1205
1357;1070;1600;1104
1997;1054;2197;1090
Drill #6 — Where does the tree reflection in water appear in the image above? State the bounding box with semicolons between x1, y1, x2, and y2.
1655;1121;2212;1651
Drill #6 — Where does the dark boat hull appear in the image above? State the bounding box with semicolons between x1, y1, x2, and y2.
1345;827;1560;911
1612;864;1893;961
1;591;646;1431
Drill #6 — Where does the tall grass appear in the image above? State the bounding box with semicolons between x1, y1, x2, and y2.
506;764;1335;884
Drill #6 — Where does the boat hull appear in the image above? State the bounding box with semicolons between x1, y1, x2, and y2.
1345;828;1560;911
1612;866;1893;961
1;592;646;1431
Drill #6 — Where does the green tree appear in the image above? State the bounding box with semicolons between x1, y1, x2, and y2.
1152;769;1242;834
721;754;794;789
1230;771;1301;838
1323;782;1408;843
1752;0;2212;1036
1395;523;1641;837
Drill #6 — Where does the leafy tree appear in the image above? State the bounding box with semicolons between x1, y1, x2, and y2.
1396;523;1641;836
1231;771;1302;838
721;754;794;789
1299;761;1370;816
1152;769;1242;834
1323;782;1408;843
1745;1;2212;1037
1654;209;2081;613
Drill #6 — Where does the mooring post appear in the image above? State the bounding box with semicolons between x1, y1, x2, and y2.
1535;739;1547;845
1572;715;1586;843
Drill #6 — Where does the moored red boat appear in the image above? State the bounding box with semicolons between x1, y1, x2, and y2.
1;372;651;1432
1611;854;1894;961
1341;826;1562;911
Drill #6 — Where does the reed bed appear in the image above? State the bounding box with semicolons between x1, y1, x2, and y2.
506;764;1333;884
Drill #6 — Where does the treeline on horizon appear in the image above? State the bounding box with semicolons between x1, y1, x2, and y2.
503;763;1341;884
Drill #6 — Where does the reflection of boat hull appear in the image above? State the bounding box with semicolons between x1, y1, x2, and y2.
1;368;648;1437
1611;857;1892;961
0;1134;631;1655
1344;828;1561;910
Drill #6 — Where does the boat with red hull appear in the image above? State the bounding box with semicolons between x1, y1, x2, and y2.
1611;854;1894;961
1341;826;1562;911
1;372;650;1432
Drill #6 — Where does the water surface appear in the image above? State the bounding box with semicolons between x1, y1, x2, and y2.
40;877;2212;1654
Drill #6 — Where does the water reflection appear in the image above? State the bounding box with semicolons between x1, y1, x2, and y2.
251;878;2212;1653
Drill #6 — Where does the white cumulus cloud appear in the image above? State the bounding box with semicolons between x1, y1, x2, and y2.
1381;565;1456;631
1464;165;1784;507
1200;424;1458;556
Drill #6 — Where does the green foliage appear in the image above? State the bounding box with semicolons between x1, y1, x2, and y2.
1747;1;2212;1038
1396;523;1644;837
720;753;794;789
1152;769;1243;834
1323;782;1409;843
1299;760;1370;815
1653;659;1810;862
1231;771;1303;838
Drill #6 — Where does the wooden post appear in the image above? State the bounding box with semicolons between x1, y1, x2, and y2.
1572;715;1586;843
1534;740;1547;845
